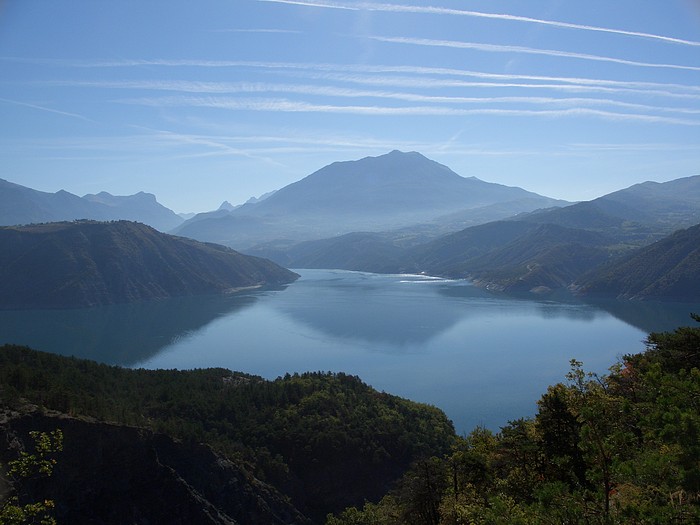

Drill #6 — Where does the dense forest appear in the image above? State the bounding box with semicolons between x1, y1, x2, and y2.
0;348;454;523
1;315;699;523
327;315;700;524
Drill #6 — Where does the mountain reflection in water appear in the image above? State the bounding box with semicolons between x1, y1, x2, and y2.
0;292;263;365
1;269;697;433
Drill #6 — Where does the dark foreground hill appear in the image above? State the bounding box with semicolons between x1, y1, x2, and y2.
1;407;309;525
2;319;700;524
0;345;455;524
326;317;700;524
0;221;298;309
576;222;700;301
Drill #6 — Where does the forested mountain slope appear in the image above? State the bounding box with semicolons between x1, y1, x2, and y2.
0;346;455;523
520;174;700;241
0;221;298;309
327;316;700;524
576;222;700;301
404;222;612;293
1;408;308;525
3;317;699;524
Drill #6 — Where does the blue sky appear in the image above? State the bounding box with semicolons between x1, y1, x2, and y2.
1;0;699;213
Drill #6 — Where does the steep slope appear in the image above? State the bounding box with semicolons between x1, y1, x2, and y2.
173;151;566;248
576;223;700;301
0;345;456;523
521;175;700;241
0;221;298;309
407;220;537;275
407;222;610;293
0;178;183;231
1;406;309;525
462;224;611;293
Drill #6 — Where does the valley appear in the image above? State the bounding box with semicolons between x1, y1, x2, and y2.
4;151;699;304
4;1;700;522
1;150;699;524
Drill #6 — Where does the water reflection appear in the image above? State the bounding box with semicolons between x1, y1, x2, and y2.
1;269;697;434
440;281;700;334
274;271;610;349
270;271;466;347
0;291;266;365
437;282;601;322
583;298;700;335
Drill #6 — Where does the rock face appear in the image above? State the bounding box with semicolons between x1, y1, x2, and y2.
0;220;299;309
0;408;310;525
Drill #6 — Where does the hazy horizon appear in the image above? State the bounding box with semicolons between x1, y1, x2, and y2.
6;149;700;216
1;0;699;213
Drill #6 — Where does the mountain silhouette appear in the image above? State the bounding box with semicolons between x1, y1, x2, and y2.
173;150;566;248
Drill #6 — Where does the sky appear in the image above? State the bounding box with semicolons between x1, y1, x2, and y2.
1;0;699;213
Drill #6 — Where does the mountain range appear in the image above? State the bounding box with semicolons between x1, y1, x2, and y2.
4;151;699;301
172;150;569;248
246;168;700;299
405;175;700;296
0;221;298;309
0;178;184;232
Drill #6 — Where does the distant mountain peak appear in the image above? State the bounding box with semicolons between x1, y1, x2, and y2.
174;151;566;249
387;149;419;156
1;180;183;232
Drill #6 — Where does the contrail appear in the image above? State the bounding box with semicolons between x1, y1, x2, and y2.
53;79;700;114
259;0;700;47
120;95;700;125
0;97;94;122
371;36;700;72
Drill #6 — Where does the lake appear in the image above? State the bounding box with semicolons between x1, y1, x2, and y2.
1;268;698;434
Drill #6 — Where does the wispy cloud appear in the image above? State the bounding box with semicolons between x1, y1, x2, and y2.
370;36;700;72
31;57;700;99
260;0;358;10
46;79;700;116
259;0;700;47
210;28;301;33
13;130;693;163
118;95;700;125
135;127;290;165
566;142;700;153
17;57;699;97
286;71;700;100
0;97;95;122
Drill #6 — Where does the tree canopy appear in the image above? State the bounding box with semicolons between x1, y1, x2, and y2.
327;315;700;524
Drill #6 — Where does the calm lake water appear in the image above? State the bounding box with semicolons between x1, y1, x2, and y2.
1;269;698;434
